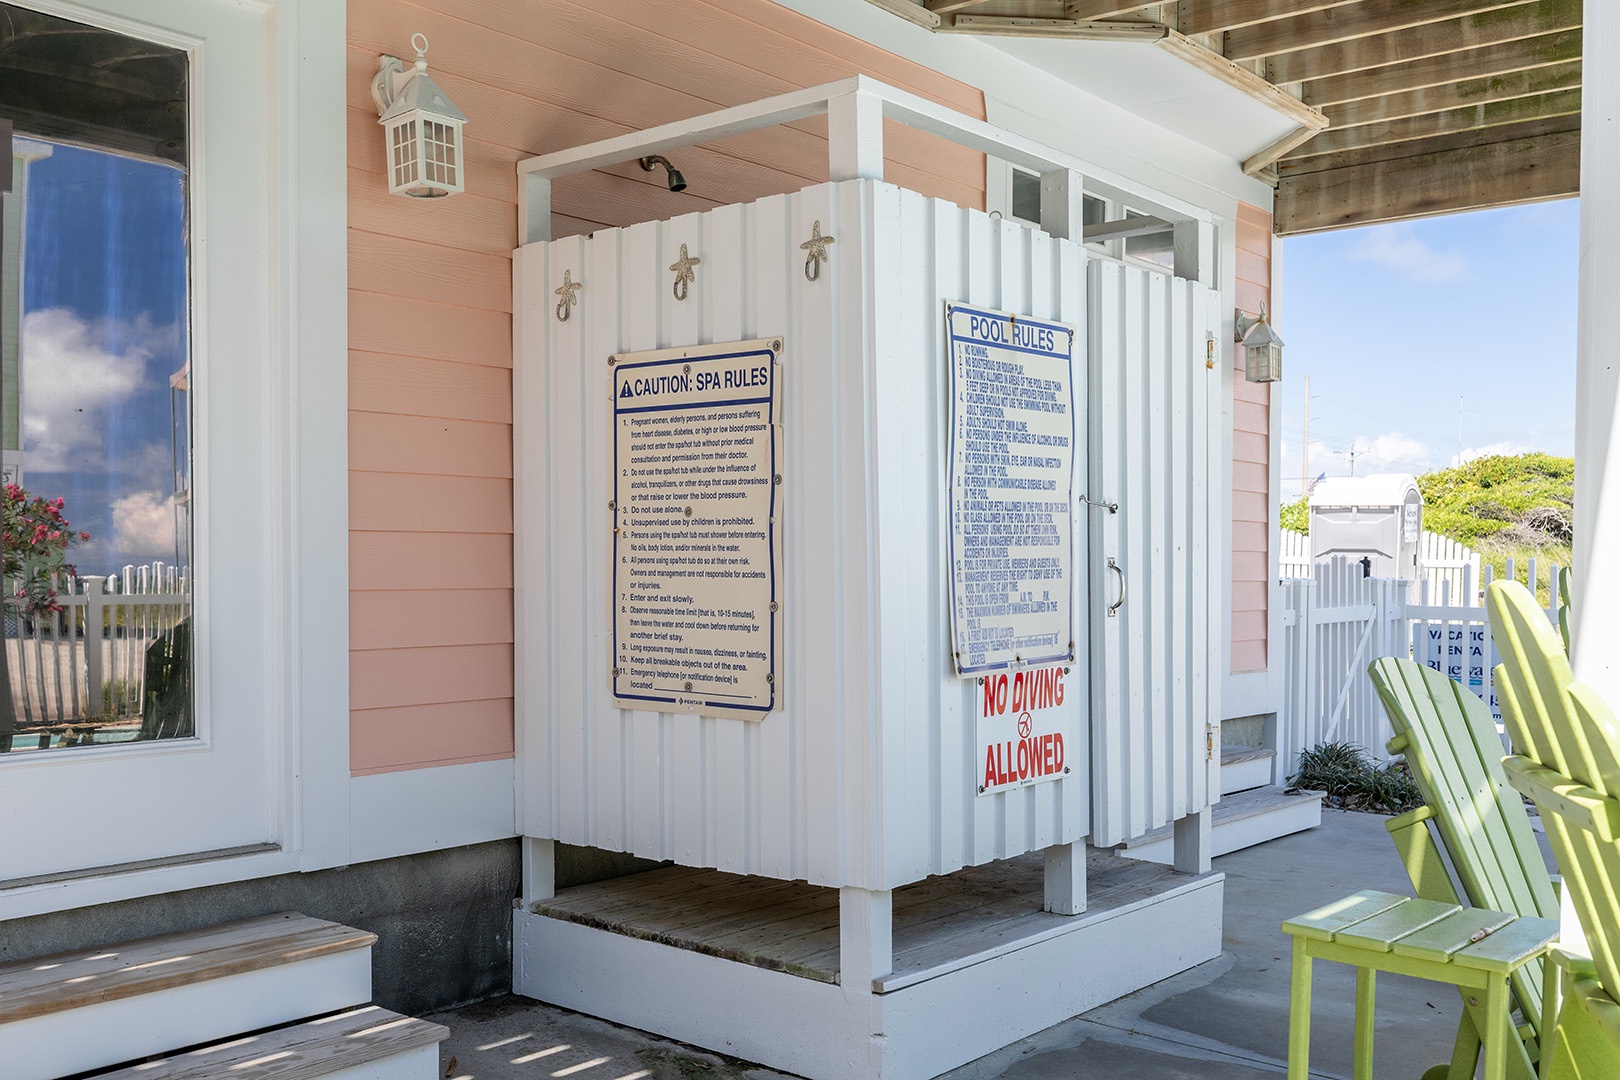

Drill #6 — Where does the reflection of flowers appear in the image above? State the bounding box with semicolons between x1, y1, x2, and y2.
3;484;90;613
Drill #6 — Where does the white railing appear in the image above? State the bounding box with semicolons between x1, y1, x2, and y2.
1279;528;1483;600
1280;555;1562;773
2;562;190;746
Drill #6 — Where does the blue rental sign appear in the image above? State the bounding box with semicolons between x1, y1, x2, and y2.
945;303;1076;677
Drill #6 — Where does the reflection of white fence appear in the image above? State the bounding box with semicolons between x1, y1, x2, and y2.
1279;529;1483;600
4;563;190;729
1281;556;1562;771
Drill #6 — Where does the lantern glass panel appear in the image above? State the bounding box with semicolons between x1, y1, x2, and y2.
391;119;419;189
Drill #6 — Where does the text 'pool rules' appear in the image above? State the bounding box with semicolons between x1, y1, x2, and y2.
611;338;784;721
946;304;1077;678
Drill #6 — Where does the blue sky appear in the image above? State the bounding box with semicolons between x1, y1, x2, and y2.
20;142;189;574
1276;198;1580;501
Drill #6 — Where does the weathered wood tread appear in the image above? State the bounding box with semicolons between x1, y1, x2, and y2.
0;912;376;1024
96;1006;448;1079
1221;744;1275;766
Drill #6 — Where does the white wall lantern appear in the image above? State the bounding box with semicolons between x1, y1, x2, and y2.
1235;304;1284;383
371;34;466;198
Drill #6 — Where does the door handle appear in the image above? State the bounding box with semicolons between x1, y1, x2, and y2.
1107;558;1126;618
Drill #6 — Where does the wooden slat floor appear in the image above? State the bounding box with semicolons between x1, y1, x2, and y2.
534;849;1202;990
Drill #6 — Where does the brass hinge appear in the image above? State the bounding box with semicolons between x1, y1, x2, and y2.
1206;723;1217;761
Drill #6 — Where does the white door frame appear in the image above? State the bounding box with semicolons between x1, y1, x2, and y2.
0;0;349;916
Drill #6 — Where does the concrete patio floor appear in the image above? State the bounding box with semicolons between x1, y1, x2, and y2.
430;808;1552;1079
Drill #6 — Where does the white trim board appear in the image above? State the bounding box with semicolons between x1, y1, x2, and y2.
514;873;1222;1079
349;759;517;866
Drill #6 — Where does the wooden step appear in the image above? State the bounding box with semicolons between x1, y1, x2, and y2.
1;912;375;1080
1119;785;1324;865
1221;744;1276;795
98;1006;448;1080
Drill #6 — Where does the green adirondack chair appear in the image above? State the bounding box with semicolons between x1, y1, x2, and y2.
1488;579;1620;1079
1370;656;1557;1080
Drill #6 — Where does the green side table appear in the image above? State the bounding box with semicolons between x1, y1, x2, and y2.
1284;889;1558;1080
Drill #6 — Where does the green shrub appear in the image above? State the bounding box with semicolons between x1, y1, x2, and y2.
1290;741;1423;814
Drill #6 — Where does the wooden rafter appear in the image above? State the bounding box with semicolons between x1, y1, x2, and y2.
1225;0;1537;63
1064;1;1163;18
1302;29;1582;107
1293;87;1580;158
1276;127;1579;234
1176;1;1358;38
1320;59;1580;129
925;0;1000;14
1277;113;1581;178
945;14;1170;40
1265;0;1581;84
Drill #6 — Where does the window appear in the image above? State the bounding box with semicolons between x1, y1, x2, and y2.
1;4;192;754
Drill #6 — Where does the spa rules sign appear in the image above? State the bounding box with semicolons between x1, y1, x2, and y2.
610;338;784;721
946;303;1076;676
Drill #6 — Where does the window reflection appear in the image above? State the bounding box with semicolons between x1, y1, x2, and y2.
1;4;190;753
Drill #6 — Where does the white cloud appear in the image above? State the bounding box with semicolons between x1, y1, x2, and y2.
112;490;181;556
19;308;176;473
1347;227;1468;284
1454;440;1530;467
1359;432;1432;474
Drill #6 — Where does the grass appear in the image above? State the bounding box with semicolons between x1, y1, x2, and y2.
1290;741;1423;815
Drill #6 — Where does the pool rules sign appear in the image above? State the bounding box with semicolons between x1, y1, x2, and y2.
947;304;1076;676
611;339;784;721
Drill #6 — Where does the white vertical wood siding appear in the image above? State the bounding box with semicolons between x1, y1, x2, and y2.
516;179;1088;891
1086;259;1220;847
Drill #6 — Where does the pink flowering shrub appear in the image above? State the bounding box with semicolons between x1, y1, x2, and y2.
2;484;89;614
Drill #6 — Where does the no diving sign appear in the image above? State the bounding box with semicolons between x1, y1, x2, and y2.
976;665;1072;796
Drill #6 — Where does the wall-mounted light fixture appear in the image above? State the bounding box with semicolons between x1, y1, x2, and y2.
640;155;687;192
372;34;467;198
1235;303;1284;383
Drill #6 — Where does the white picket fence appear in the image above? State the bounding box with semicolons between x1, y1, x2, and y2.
2;563;191;743
1280;555;1562;776
1279;528;1482;599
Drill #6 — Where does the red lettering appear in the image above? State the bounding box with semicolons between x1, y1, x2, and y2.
1042;734;1054;772
1054;669;1065;706
1016;738;1030;780
1054;733;1065;772
1011;671;1025;712
983;746;997;789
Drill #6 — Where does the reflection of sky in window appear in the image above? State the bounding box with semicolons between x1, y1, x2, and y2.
21;143;188;576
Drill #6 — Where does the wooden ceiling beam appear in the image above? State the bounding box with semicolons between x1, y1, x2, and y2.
1266;0;1581;84
925;0;1001;14
1322;59;1580;128
944;14;1170;40
1175;1;1357;38
865;0;944;29
1302;29;1582;107
1275;127;1578;234
1293;86;1581;158
1225;0;1535;63
1277;113;1581;178
1064;1;1163;17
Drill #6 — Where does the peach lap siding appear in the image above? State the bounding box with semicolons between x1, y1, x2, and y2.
1231;201;1272;674
345;0;989;775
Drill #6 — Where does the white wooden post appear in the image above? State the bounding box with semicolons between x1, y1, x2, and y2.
1173;809;1212;875
520;837;555;908
84;577;103;715
520;173;551;245
1043;842;1087;915
1038;168;1084;241
838;887;892;991
1575;4;1620;703
826;86;884;181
